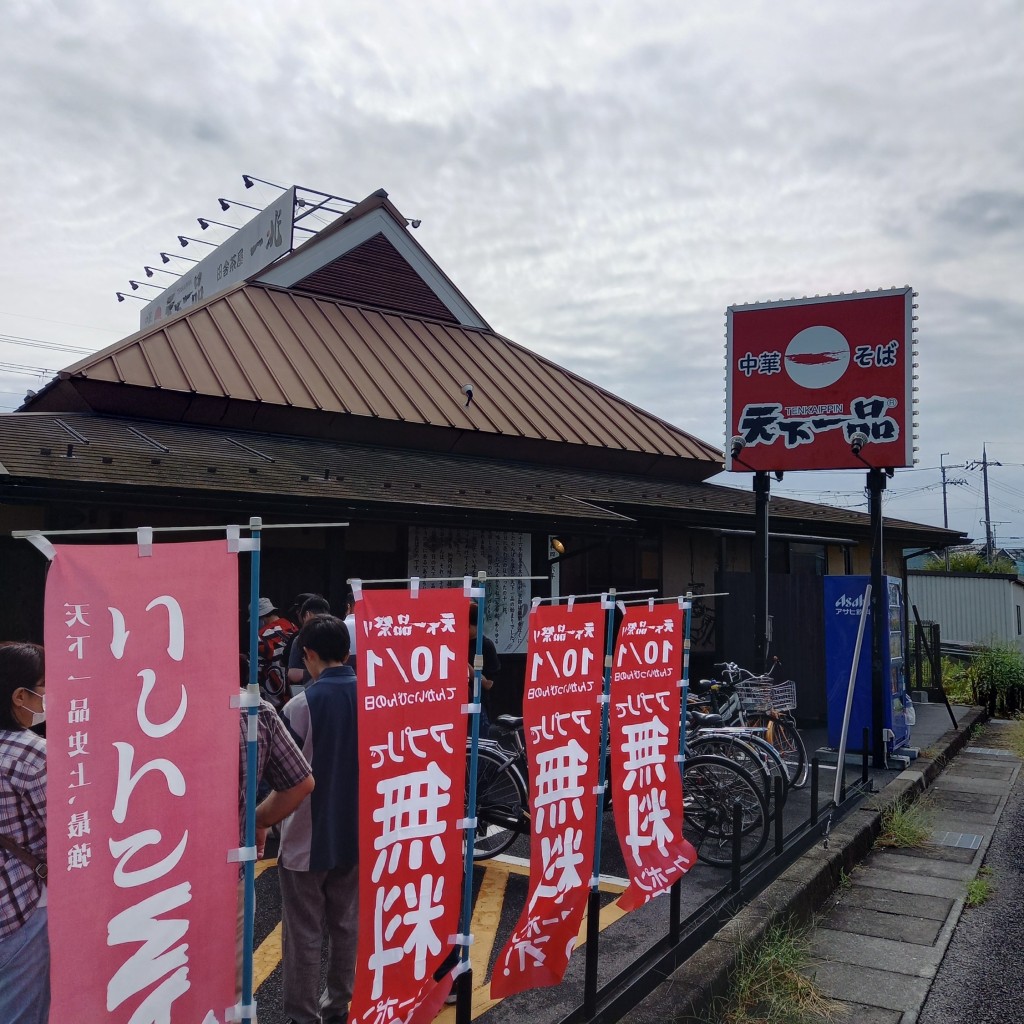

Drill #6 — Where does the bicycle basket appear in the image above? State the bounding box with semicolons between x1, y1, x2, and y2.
736;679;798;712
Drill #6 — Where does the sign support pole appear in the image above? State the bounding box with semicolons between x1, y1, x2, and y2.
753;471;771;673
868;469;887;768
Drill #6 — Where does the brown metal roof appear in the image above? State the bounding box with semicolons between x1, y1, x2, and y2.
28;284;724;479
0;413;965;546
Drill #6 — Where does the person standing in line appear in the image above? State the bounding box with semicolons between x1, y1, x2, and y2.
286;595;332;698
468;600;501;735
255;597;298;710
0;641;49;1024
278;615;358;1024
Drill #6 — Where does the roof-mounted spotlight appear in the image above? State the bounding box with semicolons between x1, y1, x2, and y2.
219;197;262;214
160;251;199;264
730;435;746;459
197;217;238;231
849;431;869;456
178;235;218;248
407;219;422;229
116;291;146;302
242;173;287;191
144;265;174;278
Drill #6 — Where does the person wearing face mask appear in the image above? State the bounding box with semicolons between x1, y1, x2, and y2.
0;641;49;1024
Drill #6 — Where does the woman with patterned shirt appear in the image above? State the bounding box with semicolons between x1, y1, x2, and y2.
0;641;48;1024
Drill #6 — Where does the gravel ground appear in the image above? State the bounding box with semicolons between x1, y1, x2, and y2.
917;732;1024;1024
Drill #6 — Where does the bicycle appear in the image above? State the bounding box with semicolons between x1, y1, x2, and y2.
685;707;790;806
692;661;809;789
470;715;771;868
681;753;770;865
467;716;530;860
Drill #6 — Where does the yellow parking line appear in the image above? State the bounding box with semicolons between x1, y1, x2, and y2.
251;857;629;1011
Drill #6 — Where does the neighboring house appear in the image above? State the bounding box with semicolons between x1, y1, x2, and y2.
906;570;1024;653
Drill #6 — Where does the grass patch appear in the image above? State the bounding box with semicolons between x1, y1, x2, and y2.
1007;719;1024;759
876;795;934;848
715;923;842;1024
966;867;995;907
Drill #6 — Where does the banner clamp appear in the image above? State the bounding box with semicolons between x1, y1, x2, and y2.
227;846;257;864
457;816;477;830
226;525;258;553
231;692;262;709
449;932;474;946
226;1002;257;1022
461;702;482;715
409;576;420;599
25;533;56;561
136;526;153;557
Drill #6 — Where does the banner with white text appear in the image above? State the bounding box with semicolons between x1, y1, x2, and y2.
490;602;605;999
44;541;239;1024
350;588;470;1024
611;605;696;911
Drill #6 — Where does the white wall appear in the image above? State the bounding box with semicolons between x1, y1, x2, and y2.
906;572;1024;652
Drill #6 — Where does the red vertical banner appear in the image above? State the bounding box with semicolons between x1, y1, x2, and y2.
43;541;239;1024
491;602;605;999
350;588;470;1024
611;605;696;911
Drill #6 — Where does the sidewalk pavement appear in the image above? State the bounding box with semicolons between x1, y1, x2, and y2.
621;703;991;1024
804;717;1021;1023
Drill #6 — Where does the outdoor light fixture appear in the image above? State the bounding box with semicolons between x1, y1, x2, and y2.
197;217;238;232
143;265;176;278
729;435;746;459
849;431;869;456
242;174;286;191
128;280;160;291
550;537;566;556
407;219;422;229
219;197;261;214
178;235;218;249
160;251;198;264
115;292;146;302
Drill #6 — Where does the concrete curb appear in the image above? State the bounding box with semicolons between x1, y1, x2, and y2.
620;705;988;1024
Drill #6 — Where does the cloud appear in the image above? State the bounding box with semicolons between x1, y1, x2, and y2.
0;0;1022;534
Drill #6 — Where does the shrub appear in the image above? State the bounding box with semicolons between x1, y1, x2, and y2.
965;644;1024;713
922;551;1017;574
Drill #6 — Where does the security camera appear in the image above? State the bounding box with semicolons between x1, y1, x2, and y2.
849;431;869;456
729;435;746;458
461;383;474;407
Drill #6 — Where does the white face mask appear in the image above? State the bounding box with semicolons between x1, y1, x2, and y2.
22;689;45;727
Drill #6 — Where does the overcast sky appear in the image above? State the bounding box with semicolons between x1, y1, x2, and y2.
1;1;1021;547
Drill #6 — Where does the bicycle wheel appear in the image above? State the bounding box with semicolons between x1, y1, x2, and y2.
687;733;786;807
747;713;808;789
681;754;769;866
469;743;529;861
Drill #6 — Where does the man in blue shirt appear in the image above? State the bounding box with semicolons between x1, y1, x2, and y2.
279;615;358;1024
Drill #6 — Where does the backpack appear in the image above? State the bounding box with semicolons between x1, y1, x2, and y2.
257;617;298;707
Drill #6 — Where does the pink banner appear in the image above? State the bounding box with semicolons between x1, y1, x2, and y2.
611;605;696;911
350;588;470;1024
491;602;605;999
44;541;239;1024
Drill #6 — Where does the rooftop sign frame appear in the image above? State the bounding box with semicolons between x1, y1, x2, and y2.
140;187;296;329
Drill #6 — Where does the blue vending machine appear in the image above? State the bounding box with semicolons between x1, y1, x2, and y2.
824;575;910;753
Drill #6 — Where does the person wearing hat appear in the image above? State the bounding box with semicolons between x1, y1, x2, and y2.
255;598;298;709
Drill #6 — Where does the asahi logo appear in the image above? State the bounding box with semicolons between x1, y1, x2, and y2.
834;593;865;616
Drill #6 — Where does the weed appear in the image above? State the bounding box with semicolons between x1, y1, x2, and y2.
1007;719;1024;760
966;867;995;908
837;868;852;892
876;795;934;848
715;923;841;1024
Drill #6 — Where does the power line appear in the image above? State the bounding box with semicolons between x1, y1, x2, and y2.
0;332;95;355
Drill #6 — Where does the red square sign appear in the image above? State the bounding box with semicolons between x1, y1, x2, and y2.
725;288;915;472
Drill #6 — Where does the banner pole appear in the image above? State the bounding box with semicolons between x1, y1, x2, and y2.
669;592;693;942
583;588;616;1017
241;516;262;1023
456;572;487;1020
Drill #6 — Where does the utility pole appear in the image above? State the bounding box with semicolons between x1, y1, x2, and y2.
965;446;1002;564
983;443;994;561
940;452;951;569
